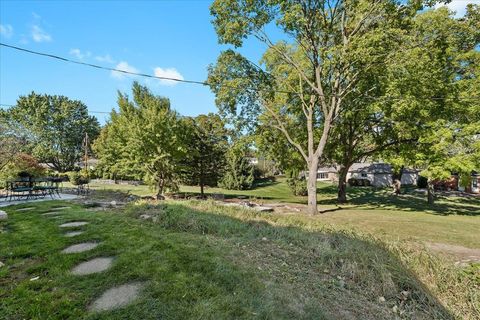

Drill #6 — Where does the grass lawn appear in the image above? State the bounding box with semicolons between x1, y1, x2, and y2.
1;200;478;319
65;178;480;248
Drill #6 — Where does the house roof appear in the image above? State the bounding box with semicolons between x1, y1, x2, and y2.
317;162;419;174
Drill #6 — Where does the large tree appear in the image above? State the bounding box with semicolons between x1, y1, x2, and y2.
2;93;100;172
181;114;229;197
93;82;188;197
380;5;480;204
0;115;28;171
208;0;424;214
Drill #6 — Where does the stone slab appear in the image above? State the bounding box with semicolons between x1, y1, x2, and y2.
88;282;144;312
62;242;99;254
16;207;35;212
71;257;114;275
42;211;61;216
59;221;88;228
52;206;71;210
0;210;7;220
64;231;84;237
253;206;274;212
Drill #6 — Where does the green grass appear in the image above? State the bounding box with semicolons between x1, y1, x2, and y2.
0;200;479;319
65;178;480;248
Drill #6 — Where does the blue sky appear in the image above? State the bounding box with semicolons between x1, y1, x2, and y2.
0;0;269;123
1;0;478;124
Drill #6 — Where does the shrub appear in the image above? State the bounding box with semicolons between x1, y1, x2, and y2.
68;171;90;185
348;178;371;187
219;148;255;190
0;153;45;183
285;168;308;196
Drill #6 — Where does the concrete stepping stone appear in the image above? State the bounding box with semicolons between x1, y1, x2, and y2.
88;282;144;312
62;242;99;254
42;211;62;216
71;257;114;275
64;231;84;237
16;207;35;212
59;221;88;228
52;206;71;210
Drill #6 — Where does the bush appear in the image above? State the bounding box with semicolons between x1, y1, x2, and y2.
0;153;45;183
219;149;255;190
285;168;308;196
68;171;90;185
348;178;371;187
417;176;428;188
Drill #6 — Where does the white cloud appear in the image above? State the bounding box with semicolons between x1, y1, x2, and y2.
31;25;51;42
434;0;480;18
153;67;184;86
95;54;115;64
111;61;139;79
0;24;13;38
69;48;91;60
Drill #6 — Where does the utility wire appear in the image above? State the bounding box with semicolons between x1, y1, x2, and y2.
0;43;207;86
1;42;479;102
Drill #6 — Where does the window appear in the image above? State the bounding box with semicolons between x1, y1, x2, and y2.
361;173;367;178
473;178;478;188
317;172;328;180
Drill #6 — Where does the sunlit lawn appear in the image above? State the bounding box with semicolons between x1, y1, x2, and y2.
62;178;480;248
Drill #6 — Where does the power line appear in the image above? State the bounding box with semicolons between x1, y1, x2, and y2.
1;42;479;102
0;43;207;86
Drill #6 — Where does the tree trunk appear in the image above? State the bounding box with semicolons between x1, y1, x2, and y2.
156;178;164;199
200;182;204;198
392;165;404;183
427;180;435;205
337;165;349;204
307;158;319;214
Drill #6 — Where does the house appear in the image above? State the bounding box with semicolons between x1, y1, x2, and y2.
316;163;419;188
470;173;480;193
458;172;480;194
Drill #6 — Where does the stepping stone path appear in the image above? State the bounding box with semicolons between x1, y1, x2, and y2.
64;231;84;237
40;205;145;312
62;242;99;254
88;282;144;312
16;207;35;212
71;257;114;275
60;221;88;228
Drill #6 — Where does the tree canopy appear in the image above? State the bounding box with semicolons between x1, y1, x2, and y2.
93;82;189;196
181;113;229;196
1;92;100;172
208;0;429;213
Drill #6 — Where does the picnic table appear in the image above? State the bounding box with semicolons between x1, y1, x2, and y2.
4;177;61;201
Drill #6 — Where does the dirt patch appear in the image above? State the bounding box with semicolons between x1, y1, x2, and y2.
426;242;480;265
88;282;144;312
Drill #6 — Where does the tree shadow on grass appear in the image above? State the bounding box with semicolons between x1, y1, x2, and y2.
317;187;480;216
124;202;459;319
